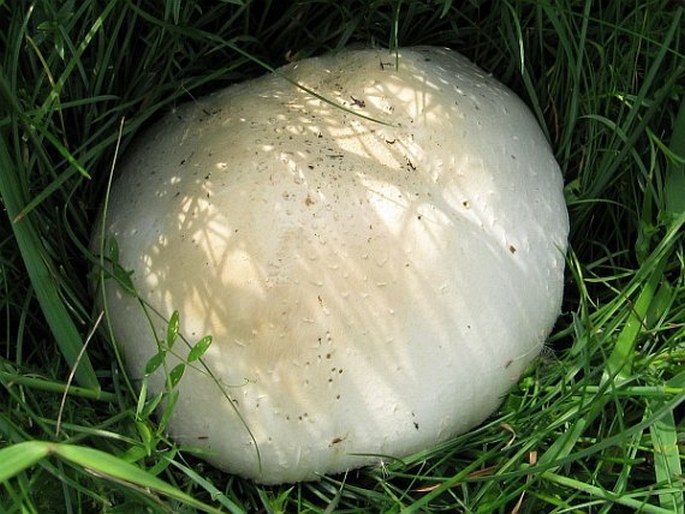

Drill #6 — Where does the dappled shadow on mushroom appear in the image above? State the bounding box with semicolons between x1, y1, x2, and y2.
98;47;568;484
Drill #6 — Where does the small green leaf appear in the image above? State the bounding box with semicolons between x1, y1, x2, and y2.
145;351;166;375
107;238;135;293
141;390;164;420
135;420;154;453
118;445;149;464
135;379;148;419
188;335;212;362
166;311;180;348
108;238;120;264
169;363;185;388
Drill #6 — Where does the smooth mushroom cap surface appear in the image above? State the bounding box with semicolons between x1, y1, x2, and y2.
95;46;569;484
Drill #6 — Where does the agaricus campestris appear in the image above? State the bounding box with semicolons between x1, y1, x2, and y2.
95;46;569;484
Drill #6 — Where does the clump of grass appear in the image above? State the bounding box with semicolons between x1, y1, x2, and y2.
1;1;683;512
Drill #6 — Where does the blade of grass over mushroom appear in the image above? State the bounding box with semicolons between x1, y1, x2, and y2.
124;2;395;127
228;46;396;127
0;138;99;389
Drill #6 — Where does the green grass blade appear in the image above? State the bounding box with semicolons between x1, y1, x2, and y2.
648;406;683;513
541;471;677;514
0;137;99;389
165;457;247;514
665;98;685;216
0;365;114;401
0;441;52;483
53;444;225;513
602;257;666;384
12;165;81;223
0;441;226;513
647;369;685;513
35;0;116;122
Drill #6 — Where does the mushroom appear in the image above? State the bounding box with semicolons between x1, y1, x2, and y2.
94;46;568;484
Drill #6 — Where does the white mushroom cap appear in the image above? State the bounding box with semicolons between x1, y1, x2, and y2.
96;46;568;484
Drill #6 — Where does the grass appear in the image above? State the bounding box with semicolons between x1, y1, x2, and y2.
0;0;683;512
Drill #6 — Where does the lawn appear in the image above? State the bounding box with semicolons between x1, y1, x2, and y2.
1;1;683;512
